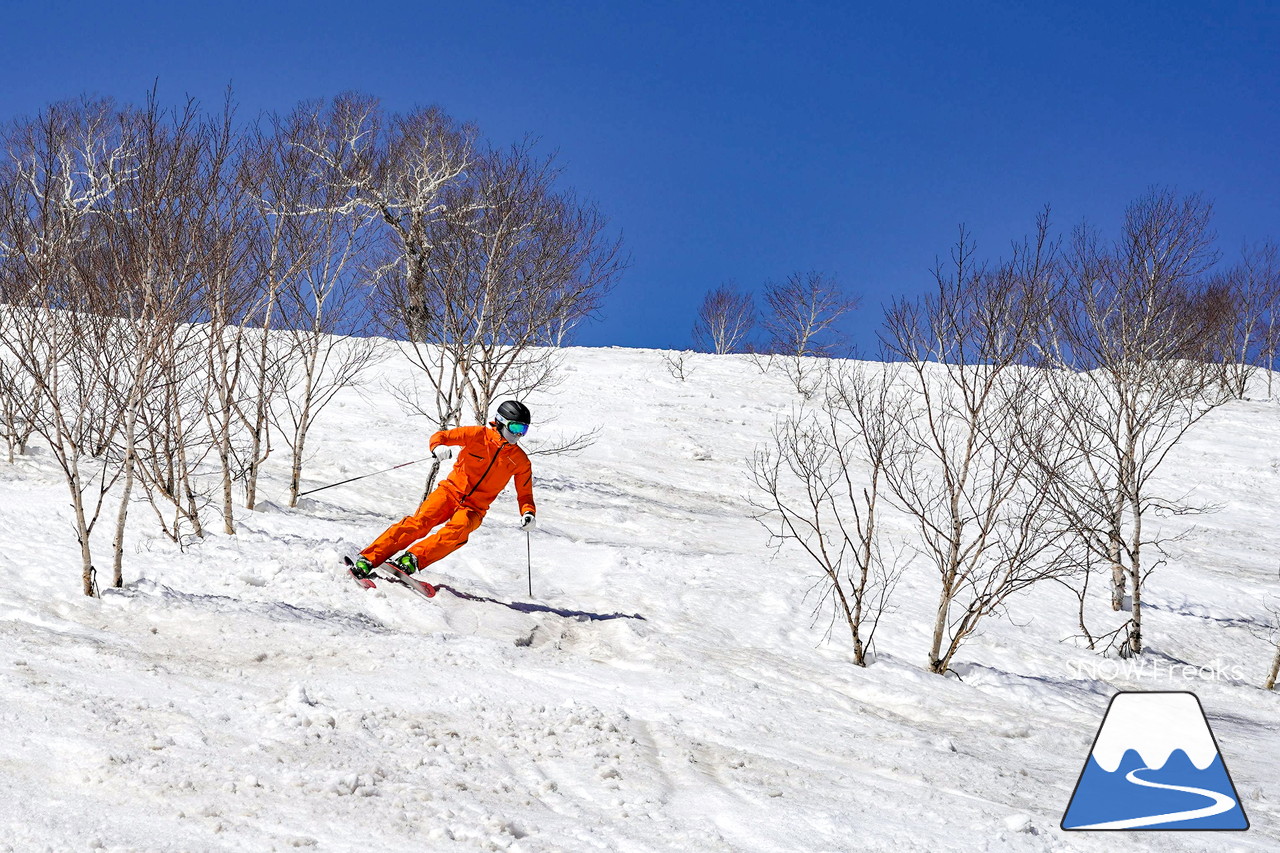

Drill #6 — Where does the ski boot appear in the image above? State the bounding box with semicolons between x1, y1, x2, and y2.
390;552;419;575
349;556;375;580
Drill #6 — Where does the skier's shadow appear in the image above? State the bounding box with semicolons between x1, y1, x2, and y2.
435;584;645;622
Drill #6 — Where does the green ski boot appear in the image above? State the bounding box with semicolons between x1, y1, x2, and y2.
349;556;375;580
390;553;419;575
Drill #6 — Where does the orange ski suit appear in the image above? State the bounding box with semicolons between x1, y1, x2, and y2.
360;425;536;570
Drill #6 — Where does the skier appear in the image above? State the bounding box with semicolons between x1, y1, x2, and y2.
349;400;536;580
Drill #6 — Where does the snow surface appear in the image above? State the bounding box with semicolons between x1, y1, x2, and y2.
1;345;1278;852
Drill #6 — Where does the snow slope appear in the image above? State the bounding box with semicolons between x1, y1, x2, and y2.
1;345;1277;852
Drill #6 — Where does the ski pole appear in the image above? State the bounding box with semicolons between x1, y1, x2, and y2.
526;529;533;598
297;457;432;498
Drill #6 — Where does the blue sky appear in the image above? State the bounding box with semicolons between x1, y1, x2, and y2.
3;1;1277;352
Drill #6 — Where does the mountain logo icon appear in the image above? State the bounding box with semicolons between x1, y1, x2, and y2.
1062;691;1249;831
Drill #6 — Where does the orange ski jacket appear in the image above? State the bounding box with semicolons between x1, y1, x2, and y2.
430;425;536;516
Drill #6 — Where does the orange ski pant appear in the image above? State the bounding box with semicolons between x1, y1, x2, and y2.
361;487;485;569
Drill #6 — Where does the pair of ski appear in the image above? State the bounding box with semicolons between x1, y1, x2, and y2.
343;556;437;599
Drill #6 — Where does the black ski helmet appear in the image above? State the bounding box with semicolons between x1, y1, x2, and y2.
496;400;531;425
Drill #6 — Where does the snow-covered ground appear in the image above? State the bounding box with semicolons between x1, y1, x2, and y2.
1;346;1277;852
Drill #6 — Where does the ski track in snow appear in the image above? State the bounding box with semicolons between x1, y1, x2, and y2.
1;347;1278;852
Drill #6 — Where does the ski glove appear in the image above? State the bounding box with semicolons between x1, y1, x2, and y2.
520;512;537;530
432;445;453;461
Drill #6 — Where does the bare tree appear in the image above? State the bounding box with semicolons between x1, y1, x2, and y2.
195;97;262;535
447;142;625;423
760;271;857;397
761;271;857;357
1213;242;1280;398
881;222;1075;674
73;248;173;588
273;229;384;508
231;108;326;511
1260;573;1280;691
1043;189;1233;656
750;361;904;666
105;95;221;546
0;98;136;595
232;99;383;508
376;139;623;495
0;298;37;463
692;283;755;354
660;349;696;381
302;93;477;342
285;95;465;498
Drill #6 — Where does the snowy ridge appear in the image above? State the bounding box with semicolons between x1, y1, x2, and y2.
1;345;1278;852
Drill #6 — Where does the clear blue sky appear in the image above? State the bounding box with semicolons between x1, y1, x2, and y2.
3;1;1277;352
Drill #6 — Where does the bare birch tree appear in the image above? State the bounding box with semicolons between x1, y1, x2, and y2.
272;182;383;507
1042;189;1233;656
761;271;857;397
112;96;219;545
1259;573;1280;691
762;271;857;357
0;98;135;595
692;283;755;354
451;142;624;422
881;222;1075;674
1212;242;1280;398
302;93;476;342
750;361;905;665
376;139;624;492
231;108;327;511
0;291;37;463
194;98;262;535
278;95;467;498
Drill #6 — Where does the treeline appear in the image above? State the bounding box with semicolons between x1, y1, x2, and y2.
659;272;859;396
691;271;858;359
0;92;624;596
751;193;1280;677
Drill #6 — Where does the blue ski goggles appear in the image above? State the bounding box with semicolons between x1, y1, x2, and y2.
504;421;529;437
